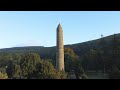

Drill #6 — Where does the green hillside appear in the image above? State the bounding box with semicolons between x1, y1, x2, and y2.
0;33;120;59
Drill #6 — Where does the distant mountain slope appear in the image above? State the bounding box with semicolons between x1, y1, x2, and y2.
0;33;120;59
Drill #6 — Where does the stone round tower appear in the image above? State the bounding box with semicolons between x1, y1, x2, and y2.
56;23;64;71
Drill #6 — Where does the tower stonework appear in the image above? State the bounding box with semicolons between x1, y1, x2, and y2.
56;23;64;71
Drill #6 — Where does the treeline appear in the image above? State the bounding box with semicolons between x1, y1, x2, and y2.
0;46;56;59
0;48;86;79
0;53;67;79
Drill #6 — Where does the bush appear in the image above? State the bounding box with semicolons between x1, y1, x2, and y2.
0;72;8;79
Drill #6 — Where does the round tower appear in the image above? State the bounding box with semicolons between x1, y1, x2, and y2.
56;23;64;71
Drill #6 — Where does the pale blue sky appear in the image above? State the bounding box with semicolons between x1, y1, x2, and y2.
0;11;120;49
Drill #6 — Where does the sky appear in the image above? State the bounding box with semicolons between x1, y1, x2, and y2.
0;11;120;49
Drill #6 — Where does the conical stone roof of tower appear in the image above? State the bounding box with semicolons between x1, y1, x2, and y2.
57;23;62;30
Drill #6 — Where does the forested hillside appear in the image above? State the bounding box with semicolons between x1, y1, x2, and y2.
0;33;120;58
0;33;120;79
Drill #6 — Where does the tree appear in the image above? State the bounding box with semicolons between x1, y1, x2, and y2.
55;70;68;79
74;60;86;79
44;59;55;67
12;64;21;79
35;60;56;79
6;61;14;78
12;53;21;64
64;48;87;79
35;60;67;79
64;47;78;72
34;60;67;79
82;49;99;71
0;53;13;67
20;53;41;79
6;61;21;79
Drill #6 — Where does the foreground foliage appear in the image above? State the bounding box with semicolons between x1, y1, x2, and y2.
0;72;8;79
